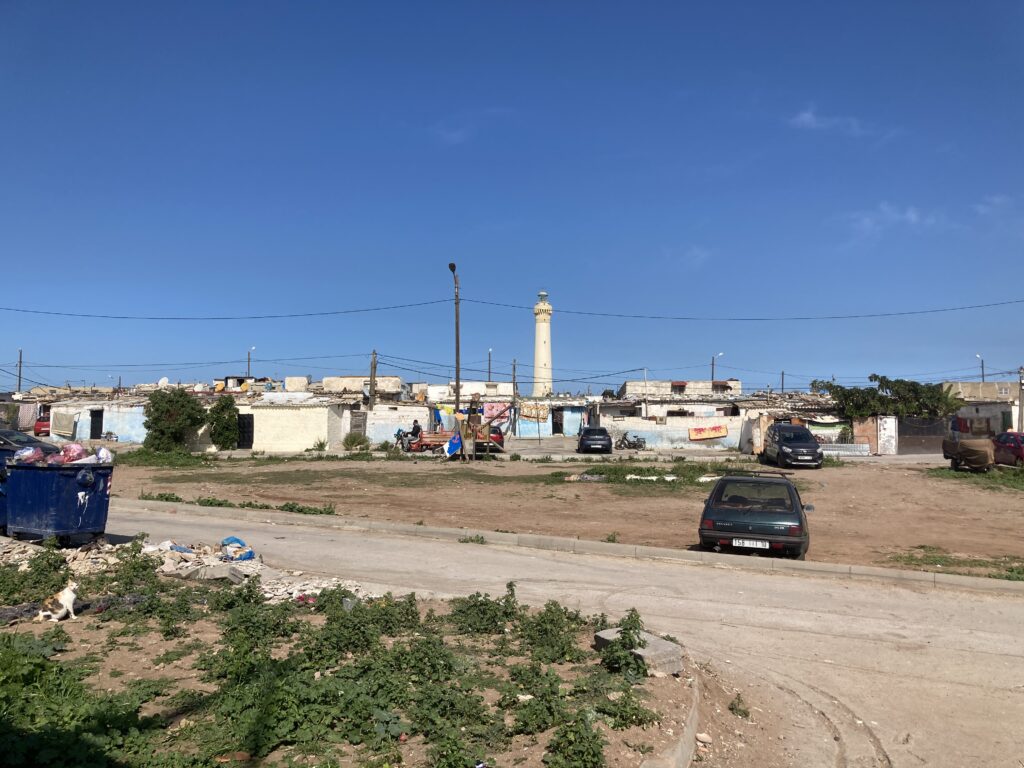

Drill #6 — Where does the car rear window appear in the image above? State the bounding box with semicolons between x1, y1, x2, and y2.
779;429;815;443
582;428;608;437
713;480;793;510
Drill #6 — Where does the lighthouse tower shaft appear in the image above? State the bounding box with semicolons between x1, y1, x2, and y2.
532;291;553;397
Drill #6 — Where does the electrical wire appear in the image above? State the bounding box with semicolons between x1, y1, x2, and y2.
462;296;1024;322
0;300;451;321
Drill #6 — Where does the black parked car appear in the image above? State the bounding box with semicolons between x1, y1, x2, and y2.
762;424;823;469
698;473;812;559
0;429;59;461
577;427;613;454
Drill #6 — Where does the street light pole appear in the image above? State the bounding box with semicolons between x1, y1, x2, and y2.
488;348;492;382
1018;366;1024;433
976;354;985;383
711;352;723;381
449;263;460;413
247;346;256;378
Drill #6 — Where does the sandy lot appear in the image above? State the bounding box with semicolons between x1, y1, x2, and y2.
114;456;1024;572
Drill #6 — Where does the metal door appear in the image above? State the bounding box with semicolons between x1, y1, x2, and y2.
350;411;367;436
89;410;103;440
237;414;254;449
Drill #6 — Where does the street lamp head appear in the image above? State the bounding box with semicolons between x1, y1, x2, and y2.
716;352;724;357
976;353;982;360
448;262;457;274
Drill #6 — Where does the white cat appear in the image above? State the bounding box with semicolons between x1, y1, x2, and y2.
35;580;79;622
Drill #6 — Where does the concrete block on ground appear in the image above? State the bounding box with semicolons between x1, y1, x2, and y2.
594;628;684;676
517;533;576;552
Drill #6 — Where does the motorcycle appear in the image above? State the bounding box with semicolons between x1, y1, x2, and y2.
615;432;647;451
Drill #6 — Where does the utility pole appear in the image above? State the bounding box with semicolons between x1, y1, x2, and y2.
449;263;461;413
511;359;518;437
368;350;378;410
1018;366;1024;433
488;348;492;382
710;352;723;382
16;348;22;392
781;370;785;395
643;367;649;419
247;346;256;378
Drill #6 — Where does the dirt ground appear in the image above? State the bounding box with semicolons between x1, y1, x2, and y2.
114;457;1024;572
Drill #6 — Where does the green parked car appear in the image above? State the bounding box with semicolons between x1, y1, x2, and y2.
698;474;812;560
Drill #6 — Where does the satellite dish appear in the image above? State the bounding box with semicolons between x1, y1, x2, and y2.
158;377;170;388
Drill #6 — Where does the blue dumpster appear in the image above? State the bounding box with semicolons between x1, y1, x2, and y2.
5;462;113;542
0;467;7;534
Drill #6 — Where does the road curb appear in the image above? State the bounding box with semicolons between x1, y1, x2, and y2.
641;668;701;768
110;498;1024;595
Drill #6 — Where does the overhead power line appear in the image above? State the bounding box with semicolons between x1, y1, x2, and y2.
462;297;1024;322
2;295;1024;323
0;301;450;321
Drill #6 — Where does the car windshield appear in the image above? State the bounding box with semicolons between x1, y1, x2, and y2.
582;428;607;437
779;429;814;443
713;480;793;510
0;431;41;446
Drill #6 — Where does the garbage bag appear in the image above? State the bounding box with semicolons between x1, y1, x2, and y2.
220;536;255;561
47;453;68;465
14;447;45;464
95;447;114;463
60;443;87;462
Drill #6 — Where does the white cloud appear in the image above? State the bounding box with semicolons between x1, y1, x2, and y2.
846;202;940;236
429;107;515;147
973;194;1012;216
684;246;711;269
789;104;870;137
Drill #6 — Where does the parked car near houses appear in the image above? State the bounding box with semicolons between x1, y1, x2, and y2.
33;415;50;436
992;432;1024;467
943;434;995;471
762;424;823;469
577;426;613;454
698;473;812;559
0;429;59;461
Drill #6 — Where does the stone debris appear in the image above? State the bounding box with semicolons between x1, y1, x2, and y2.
696;732;713;744
562;473;607;483
1;534;372;605
593;628;685;676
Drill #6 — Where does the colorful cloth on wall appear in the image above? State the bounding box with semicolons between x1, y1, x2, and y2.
483;402;511;424
519;402;550;421
688;424;728;441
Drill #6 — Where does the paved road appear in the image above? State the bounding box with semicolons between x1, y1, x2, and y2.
108;505;1023;768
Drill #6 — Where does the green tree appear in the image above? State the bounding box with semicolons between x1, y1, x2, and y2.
143;388;206;452
811;374;963;419
206;395;240;450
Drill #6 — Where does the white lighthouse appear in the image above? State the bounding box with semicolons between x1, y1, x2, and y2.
532;291;553;397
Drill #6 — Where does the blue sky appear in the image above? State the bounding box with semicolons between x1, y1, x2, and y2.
1;2;1022;392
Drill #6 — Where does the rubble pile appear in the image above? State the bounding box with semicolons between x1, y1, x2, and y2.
1;535;370;605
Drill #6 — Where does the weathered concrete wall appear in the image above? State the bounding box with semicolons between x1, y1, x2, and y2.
284;376;309;392
251;406;329;453
604;415;744;450
853;417;878;454
517;412;553;438
364;405;431;444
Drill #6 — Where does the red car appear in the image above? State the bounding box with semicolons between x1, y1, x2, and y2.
33;416;50;437
993;432;1024;467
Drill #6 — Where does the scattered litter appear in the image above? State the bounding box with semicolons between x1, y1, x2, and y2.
13;447;44;464
625;474;677;482
562;473;607;483
697;475;722;483
1;533;371;604
220;536;255;561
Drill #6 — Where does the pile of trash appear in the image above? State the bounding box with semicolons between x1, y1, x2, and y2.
0;535;369;604
12;443;114;466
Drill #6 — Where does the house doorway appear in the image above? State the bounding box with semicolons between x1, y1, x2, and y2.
551;408;564;435
237;414;254;449
89;410;104;440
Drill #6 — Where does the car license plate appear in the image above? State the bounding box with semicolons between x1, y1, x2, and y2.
732;538;769;549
